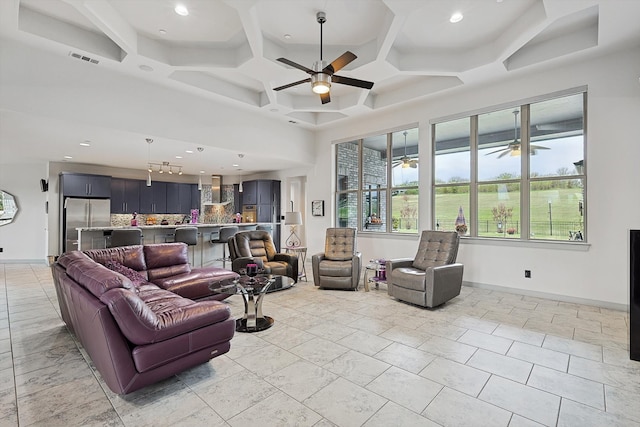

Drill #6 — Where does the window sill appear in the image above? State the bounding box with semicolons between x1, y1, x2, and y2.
460;236;590;251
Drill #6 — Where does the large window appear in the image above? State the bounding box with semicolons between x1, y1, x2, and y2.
336;127;419;234
433;90;586;242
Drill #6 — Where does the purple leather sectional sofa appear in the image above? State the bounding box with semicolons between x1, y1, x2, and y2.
52;243;239;394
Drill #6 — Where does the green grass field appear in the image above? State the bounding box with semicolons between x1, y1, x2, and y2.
392;187;584;239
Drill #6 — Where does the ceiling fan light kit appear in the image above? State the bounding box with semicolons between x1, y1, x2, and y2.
486;109;550;158
274;11;373;104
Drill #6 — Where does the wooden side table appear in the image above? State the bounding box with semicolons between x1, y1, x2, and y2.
284;246;307;281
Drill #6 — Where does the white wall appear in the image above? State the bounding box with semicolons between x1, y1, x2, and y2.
0;161;48;262
312;46;640;306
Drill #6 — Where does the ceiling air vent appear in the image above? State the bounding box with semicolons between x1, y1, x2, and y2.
68;52;99;65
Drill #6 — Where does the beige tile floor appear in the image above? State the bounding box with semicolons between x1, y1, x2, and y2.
1;263;640;426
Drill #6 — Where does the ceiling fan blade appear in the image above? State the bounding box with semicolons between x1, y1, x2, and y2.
332;74;374;89
497;150;511;159
530;144;550;150
320;92;331;104
323;51;357;74
273;78;311;91
485;147;509;155
276;57;314;74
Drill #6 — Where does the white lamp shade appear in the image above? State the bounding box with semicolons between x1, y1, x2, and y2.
285;211;302;225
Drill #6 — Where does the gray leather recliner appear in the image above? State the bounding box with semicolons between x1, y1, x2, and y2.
312;228;361;290
386;230;463;308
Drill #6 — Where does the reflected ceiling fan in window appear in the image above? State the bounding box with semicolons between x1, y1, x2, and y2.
486;110;549;158
393;131;418;169
273;12;374;104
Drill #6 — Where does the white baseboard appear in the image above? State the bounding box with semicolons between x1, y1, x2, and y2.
463;281;628;312
0;259;48;265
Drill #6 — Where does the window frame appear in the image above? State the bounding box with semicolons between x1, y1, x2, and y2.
335;126;420;234
431;87;587;243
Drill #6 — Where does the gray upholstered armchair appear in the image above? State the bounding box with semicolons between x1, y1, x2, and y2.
228;230;299;283
386;230;463;308
312;228;361;290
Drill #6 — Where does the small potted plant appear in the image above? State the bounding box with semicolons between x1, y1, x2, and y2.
454;206;467;236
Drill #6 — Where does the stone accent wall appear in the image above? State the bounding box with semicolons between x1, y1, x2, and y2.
336;142;388;229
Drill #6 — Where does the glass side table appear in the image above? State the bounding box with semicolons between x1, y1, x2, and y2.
284;246;307;281
363;259;386;292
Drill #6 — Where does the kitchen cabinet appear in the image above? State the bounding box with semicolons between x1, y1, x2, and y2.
110;178;140;214
243;179;281;223
139;181;167;214
191;184;201;211
166;183;194;214
241;181;257;205
61;173;111;198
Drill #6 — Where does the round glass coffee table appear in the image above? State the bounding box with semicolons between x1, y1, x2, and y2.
211;274;294;332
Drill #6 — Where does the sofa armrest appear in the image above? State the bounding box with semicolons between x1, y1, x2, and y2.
273;253;296;263
352;252;362;285
101;288;231;345
386;258;414;275
311;253;326;285
427;263;464;307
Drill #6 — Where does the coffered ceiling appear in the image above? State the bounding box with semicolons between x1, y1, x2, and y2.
1;0;639;175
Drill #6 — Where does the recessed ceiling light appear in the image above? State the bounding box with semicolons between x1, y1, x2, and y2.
139;64;153;72
232;164;239;167
159;29;167;35
175;155;183;159
199;170;205;174
284;34;292;40
185;150;194;154
174;4;189;16
450;12;463;23
64;155;73;159
79;141;90;147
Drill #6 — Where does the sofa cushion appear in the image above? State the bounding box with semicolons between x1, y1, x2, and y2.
412;231;458;270
144;243;191;280
324;228;356;261
104;261;148;288
64;256;134;298
318;259;353;276
84;246;147;272
101;287;231;345
153;268;238;300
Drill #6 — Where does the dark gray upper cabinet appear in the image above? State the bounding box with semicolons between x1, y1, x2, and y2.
61;173;111;198
139;181;167;214
191;184;201;211
166;183;194;214
111;178;140;214
242;181;257;205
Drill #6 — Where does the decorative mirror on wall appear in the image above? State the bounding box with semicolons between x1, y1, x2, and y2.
0;190;19;226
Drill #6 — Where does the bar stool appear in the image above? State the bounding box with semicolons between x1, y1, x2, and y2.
174;227;198;265
110;228;142;248
211;226;238;268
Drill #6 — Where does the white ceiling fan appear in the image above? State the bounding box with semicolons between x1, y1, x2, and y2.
393;131;418;169
486;110;549;158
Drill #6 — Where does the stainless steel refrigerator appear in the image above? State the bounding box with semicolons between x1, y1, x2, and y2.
63;198;111;252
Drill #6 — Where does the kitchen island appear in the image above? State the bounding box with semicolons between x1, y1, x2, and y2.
76;223;275;268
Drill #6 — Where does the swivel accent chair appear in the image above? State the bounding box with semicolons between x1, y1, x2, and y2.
386;230;463;308
312;228;361;290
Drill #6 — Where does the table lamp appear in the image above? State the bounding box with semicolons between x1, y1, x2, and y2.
284;211;302;247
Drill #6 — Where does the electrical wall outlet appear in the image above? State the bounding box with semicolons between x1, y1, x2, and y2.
525;270;531;278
